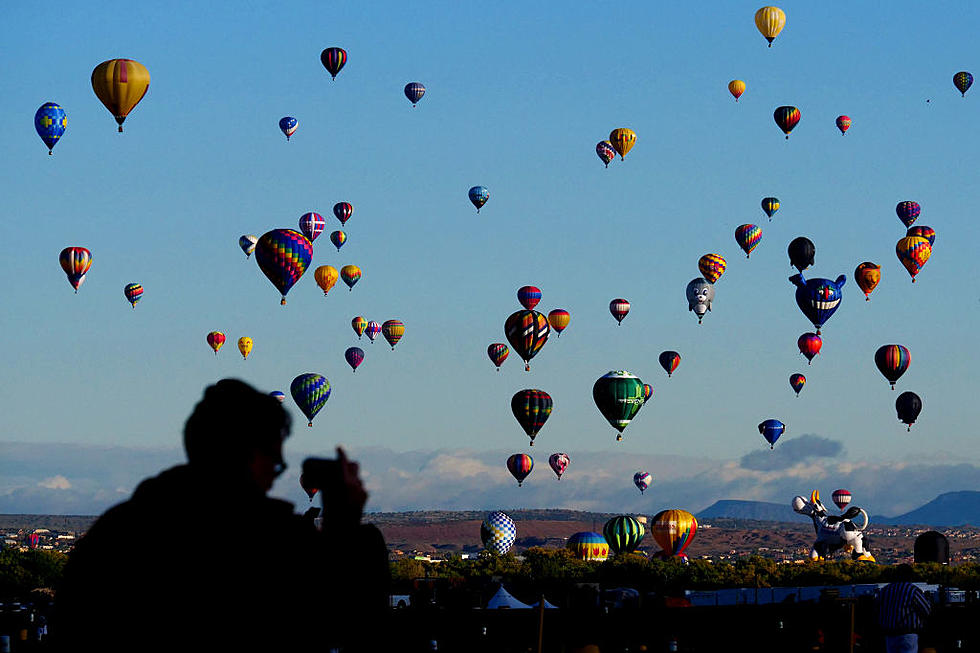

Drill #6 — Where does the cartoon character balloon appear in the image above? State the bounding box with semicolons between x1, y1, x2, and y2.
468;186;489;213
333;202;353;225
382;320;405;350
954;71;974;97
487;343;509;370
511;389;553;446
549;453;570;480
609;298;630;325
788;237;815;272
91;59;150;132
896;201;920;228
685;278;715;324
761;197;780;221
832;489;852;511
206;331;225;355
239;235;257;259
255;229;313;305
404;82;426;106
596;141;616;167
345;346;364;372
906;226;935;246
854;262;881;301
735;224;763;258
365;321;382;343
896;236;931;282
320;47;347;79
329;231;347;252
798;333;822;364
593;371;645;442
290;373;331;426
659;351;680;378
875;345;911;389
758;419;785;449
35;103;67;154
237;337;252;360
352;316;368;339
896;392;922;431
603;516;645;555
651;509;698;557
728;80;746;102
755;6;786;47
698;254;727;284
774;106;801;139
481;511;517;554
314;265;339;296
504;310;550;371
548;309;570;336
279;116;297;141
59;247;92;292
299;212;325;243
835;115;851;135
124;283;143;308
506;453;533;487
340;264;361;291
517;286;542;311
790;373;806;396
634;471;652;494
789;274;846;334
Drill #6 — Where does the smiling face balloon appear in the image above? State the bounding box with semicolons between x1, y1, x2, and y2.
789;274;845;334
685;278;715;324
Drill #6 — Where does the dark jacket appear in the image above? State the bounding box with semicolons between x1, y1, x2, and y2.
54;464;389;652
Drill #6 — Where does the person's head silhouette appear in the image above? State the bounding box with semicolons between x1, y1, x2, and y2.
183;379;291;491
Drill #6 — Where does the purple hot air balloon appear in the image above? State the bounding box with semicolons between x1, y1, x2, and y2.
345;346;364;372
299;212;326;242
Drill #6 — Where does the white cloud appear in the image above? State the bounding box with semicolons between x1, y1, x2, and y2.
38;475;71;490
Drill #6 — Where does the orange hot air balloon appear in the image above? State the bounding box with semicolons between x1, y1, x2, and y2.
728;80;746;102
91;59;150;132
896;236;931;282
651;509;698;558
609;128;636;160
854;262;881;300
314;265;339;296
548;309;570;336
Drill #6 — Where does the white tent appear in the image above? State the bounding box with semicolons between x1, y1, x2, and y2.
486;585;532;609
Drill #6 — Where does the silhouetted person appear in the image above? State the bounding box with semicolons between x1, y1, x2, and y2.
54;379;389;652
876;564;931;653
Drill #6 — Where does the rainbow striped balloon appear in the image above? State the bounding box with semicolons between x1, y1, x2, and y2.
735;224;763;258
124;283;143;308
698;254;727;284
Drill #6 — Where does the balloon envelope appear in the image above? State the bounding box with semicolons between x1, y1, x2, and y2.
511;389;553;445
896;392;922;431
487;343;509;370
365;321;382;343
279;116;297;140
854;262;881;300
35;103;67;153
340;264;361;290
789;373;806;396
698;254;726;284
567;532;608;561
773;106;801;138
755;6;786;46
298;212;325;242
60;247;92;292
609;128;636;159
954;71;974;96
290;373;331;426
506;453;533;486
549;453;570;479
728;79;745;101
91;59;150;131
382;320;405;350
345;346;364;372
517;286;542;311
603;516;645;555
758;419;785;448
481;511;517;554
761;197;780;220
651;509;698;556
504;310;549;371
875;344;911;389
685;278;715;323
835;115;851;134
788;237;815;272
906;226;935;246
832;489;852;511
255;229;313;305
634;471;652;493
548;309;570;336
237;337;252;360
206;331;225;355
896;236;931;282
896;201;921;228
333;202;353;225
468;186;489;212
320;47;347;79
735;224;762;258
798;333;822;363
239;235;257;258
329;231;347;251
609;298;630;325
314;265;339;295
351;316;367;338
124;282;143;308
596;141;616;167
789;274;846;334
404;82;426;105
659;351;680;377
593;371;644;441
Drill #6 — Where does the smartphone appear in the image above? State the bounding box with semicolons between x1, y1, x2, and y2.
301;458;343;494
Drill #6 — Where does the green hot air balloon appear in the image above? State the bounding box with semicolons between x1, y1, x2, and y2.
592;371;645;442
603;515;646;555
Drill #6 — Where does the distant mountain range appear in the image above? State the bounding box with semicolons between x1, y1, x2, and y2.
698;491;980;527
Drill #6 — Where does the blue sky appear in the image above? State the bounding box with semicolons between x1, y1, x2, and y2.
2;2;978;516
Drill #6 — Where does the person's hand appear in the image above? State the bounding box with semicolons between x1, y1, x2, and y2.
326;447;367;528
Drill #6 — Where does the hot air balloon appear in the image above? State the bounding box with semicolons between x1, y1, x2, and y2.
123;283;143;308
758;419;785;449
906;225;935;246
35;103;67;154
299;212;325;243
832;489;852;511
517;286;542;311
270;391;285;403
896;201;920;228
299;474;318;501
896;236;931;282
207;331;225;355
314;265;339;296
735;224;763;258
504;310;550;371
609;298;630;325
488;343;509;370
567;532;608;561
59;247;92;292
789;274;846;334
609;128;636;160
686;278;715;324
603;516;645;555
404;82;425;106
290;373;331;426
593;371;645;442
728;80;746;102
698;254;727;284
239;235;257;259
761;197;780;221
954;71;973;97
345;346;364;372
320;47;347;79
547;309;570;336
333;202;353;225
755;6;786;46
507;453;533;486
658;351;680;378
596;141;616;167
382;320;404;350
642;384;653;401
340;265;361;291
854;262;882;301
790;373;806;396
468;186;489;213
651;509;698;557
351;316;367;339
365;321;382;343
875;344;911;389
329;231;347;252
549;453;570;479
237;337;252;360
511;389;553;446
788;237;815;272
279;116;297;141
773;106;801;139
91;59;150;132
634;472;652;494
481;511;517;554
835;115;851;135
255;229;313;305
896;392;922;431
798;333;822;364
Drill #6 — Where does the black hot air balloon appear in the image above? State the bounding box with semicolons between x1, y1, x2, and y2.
895;392;922;431
788;237;815;272
511;389;553;446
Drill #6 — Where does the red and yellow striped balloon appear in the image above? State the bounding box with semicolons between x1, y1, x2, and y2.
896;236;931;282
698;254;727;284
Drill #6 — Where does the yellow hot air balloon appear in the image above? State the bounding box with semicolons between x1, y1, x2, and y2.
651;509;698;558
609;128;636;160
754;7;786;47
91;59;150;132
314;265;339;296
237;337;253;360
728;80;746;102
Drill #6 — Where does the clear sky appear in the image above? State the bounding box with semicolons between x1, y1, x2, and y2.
2;1;979;516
